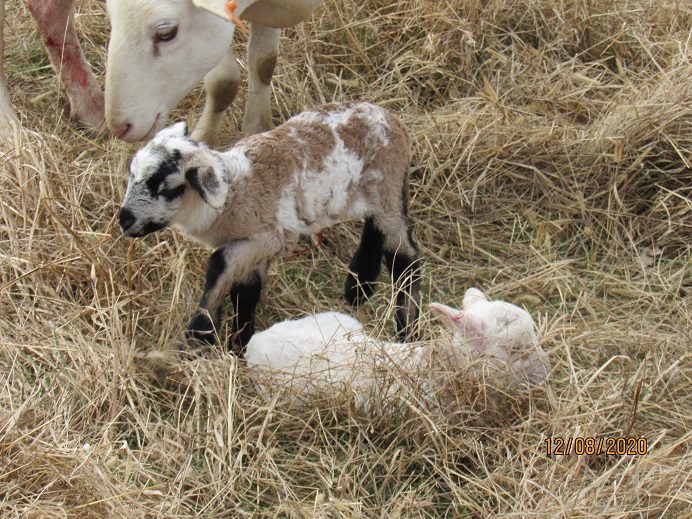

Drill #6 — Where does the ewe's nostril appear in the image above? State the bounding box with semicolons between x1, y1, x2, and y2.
119;208;136;233
111;123;131;140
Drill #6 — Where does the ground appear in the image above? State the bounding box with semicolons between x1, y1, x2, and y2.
0;0;690;517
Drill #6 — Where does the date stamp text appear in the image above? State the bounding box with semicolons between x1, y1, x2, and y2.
546;437;648;456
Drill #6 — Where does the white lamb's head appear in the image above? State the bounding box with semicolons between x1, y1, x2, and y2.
119;122;228;238
429;288;548;389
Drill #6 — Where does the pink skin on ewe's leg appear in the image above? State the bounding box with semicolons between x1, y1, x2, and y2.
26;0;105;129
1;0;19;139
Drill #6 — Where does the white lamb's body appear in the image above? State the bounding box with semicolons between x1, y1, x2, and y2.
244;312;367;370
119;102;421;352
244;288;551;407
245;311;422;408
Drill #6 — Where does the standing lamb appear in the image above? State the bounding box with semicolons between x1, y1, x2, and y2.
244;288;551;409
119;102;421;352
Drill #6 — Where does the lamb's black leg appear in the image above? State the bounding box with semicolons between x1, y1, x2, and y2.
187;248;227;349
186;245;267;355
228;269;264;354
345;217;384;305
383;230;421;341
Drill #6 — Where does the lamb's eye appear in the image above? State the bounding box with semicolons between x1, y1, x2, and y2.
155;23;178;43
159;184;186;201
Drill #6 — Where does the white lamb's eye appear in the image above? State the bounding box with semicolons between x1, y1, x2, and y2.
155;23;178;43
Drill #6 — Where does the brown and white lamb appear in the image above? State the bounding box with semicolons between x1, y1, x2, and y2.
119;102;421;352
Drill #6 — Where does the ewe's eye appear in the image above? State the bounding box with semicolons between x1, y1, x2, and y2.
155;23;178;43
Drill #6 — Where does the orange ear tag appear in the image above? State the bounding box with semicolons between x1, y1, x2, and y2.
225;1;249;35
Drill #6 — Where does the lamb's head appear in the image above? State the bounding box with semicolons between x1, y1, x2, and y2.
430;288;550;390
430;288;537;355
119;122;229;238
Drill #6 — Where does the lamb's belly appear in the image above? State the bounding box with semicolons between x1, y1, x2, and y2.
296;195;369;235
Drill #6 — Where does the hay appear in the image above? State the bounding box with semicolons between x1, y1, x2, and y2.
1;0;690;516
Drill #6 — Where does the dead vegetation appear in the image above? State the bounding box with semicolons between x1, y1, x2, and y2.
1;0;690;516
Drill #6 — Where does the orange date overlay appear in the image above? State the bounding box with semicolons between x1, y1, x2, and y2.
546;437;648;456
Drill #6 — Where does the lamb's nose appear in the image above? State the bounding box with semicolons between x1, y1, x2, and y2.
119;208;136;234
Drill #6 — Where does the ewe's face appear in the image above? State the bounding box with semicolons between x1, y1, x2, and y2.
119;123;195;237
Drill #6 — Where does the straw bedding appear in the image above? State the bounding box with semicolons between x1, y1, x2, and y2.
1;0;690;516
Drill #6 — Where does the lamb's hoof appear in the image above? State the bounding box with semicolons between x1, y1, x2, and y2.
395;308;421;343
185;331;217;357
228;323;255;357
344;274;376;306
186;318;220;357
180;338;215;360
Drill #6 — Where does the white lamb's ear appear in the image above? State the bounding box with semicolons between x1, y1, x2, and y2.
185;165;227;209
429;302;462;331
462;287;487;310
170;121;188;137
429;302;487;339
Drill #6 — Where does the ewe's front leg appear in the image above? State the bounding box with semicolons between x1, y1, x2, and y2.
191;47;241;145
0;0;19;140
187;242;273;354
26;0;105;129
242;24;279;135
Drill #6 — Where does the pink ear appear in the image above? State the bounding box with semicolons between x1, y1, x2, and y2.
430;303;485;338
429;303;462;331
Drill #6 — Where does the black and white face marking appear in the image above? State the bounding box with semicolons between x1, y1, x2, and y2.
119;122;197;237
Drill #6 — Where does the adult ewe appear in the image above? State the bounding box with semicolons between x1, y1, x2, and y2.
106;0;324;143
0;0;324;143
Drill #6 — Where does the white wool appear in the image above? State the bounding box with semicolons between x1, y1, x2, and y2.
245;288;551;409
245;312;424;408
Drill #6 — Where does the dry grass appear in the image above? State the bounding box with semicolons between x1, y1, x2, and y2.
1;0;691;517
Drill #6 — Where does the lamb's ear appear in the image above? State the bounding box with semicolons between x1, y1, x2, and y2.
462;287;487;310
154;121;189;141
171;121;188;137
429;303;486;339
185;165;227;209
430;303;463;331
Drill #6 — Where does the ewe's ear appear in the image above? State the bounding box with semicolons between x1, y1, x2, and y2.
185;165;226;209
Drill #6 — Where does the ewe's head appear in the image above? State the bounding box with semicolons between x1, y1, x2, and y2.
429;288;537;358
119;122;228;238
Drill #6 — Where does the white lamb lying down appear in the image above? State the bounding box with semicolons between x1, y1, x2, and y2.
244;288;550;407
